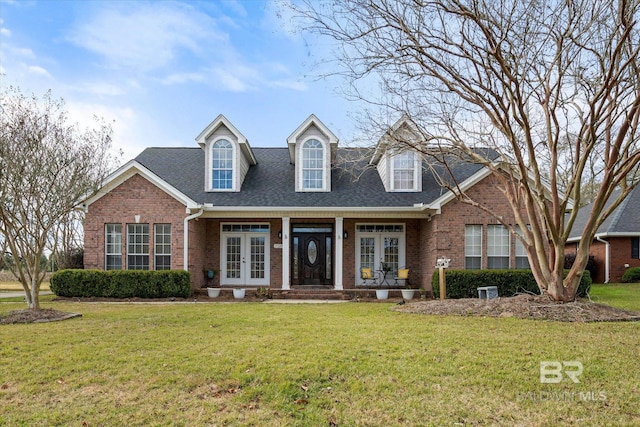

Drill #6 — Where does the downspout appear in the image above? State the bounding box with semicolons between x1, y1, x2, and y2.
183;206;204;271
596;236;610;283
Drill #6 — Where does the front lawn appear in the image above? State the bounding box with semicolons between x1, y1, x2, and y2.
589;282;640;311
0;300;638;426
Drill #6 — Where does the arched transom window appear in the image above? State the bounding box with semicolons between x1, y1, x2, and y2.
302;139;324;189
212;139;233;190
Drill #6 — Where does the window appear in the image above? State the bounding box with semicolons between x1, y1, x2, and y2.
302;139;324;189
487;225;510;269
155;224;171;270
465;225;482;269
392;151;416;190
632;237;640;259
515;225;530;269
105;224;122;270
127;224;149;270
212;139;233;190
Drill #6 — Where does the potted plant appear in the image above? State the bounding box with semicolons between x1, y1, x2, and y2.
203;268;219;297
401;284;416;301
233;288;246;299
375;288;389;300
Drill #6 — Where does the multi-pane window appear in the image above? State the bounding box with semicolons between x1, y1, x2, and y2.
127;224;149;270
632;237;640;259
515;225;530;269
154;224;171;270
226;236;242;279
465;225;482;270
250;236;265;279
212;139;233;190
487;224;510;269
105;224;122;270
392;152;415;190
302;139;324;189
360;237;376;271
383;237;400;274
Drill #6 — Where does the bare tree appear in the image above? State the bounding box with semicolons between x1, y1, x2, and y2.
0;86;117;309
293;0;640;301
49;210;85;271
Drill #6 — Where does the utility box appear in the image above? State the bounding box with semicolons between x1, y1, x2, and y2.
477;286;498;299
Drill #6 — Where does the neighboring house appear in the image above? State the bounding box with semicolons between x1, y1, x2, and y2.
82;114;533;294
567;186;640;283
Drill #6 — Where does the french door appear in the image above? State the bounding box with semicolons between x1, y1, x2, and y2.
355;224;405;285
221;230;269;286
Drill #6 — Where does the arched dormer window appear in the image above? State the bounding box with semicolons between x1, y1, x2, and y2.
302;139;324;190
212;139;234;190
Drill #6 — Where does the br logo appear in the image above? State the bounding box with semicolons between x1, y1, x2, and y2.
540;361;583;383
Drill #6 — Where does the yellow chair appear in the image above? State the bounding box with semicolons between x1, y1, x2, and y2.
394;268;409;286
361;267;377;286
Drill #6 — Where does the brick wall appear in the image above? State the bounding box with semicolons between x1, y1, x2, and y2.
586;237;640;283
84;173;187;273
425;174;532;290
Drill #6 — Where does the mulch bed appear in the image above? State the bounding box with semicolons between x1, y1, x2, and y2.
395;293;640;322
0;308;81;324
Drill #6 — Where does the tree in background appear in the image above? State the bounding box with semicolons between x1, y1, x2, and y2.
294;0;640;301
0;86;117;309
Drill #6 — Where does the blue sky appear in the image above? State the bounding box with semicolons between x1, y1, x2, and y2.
0;0;361;160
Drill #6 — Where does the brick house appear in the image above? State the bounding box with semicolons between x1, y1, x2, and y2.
567;186;640;283
82;114;533;294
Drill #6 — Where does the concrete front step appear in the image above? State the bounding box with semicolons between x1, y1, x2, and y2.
273;290;349;300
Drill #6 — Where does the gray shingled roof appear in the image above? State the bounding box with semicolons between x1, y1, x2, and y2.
569;185;640;239
134;147;488;208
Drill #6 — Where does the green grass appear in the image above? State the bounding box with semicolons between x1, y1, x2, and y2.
1;300;639;426
589;283;640;311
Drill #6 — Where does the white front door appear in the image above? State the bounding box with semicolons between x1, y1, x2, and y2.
221;231;269;286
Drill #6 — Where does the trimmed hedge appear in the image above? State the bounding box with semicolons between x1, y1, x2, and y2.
621;267;640;283
50;269;191;298
431;269;591;299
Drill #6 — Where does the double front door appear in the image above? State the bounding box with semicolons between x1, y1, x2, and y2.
291;225;333;287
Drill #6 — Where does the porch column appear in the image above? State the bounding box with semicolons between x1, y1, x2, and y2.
282;217;290;290
335;217;344;290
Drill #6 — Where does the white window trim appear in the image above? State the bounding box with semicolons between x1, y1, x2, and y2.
465;224;482;270
389;151;421;192
296;136;330;192
154;223;172;271
105;223;122;270
487;224;510;269
206;136;238;192
354;223;406;286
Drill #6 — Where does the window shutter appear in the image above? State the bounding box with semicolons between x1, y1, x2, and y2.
632;237;640;259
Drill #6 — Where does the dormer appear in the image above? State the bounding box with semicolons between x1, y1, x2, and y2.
370;116;423;193
287;114;339;192
195;114;257;192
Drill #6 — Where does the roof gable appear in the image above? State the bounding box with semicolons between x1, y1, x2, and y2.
287;114;339;164
195;114;257;165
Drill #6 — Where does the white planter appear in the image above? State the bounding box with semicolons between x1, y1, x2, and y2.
233;288;246;299
206;288;221;298
376;289;389;300
401;289;415;300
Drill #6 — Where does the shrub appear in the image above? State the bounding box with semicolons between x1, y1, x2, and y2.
431;269;591;299
564;253;598;283
50;270;191;298
621;267;640;283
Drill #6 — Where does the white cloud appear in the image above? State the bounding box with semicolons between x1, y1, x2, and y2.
68;3;224;72
27;65;51;78
65;101;140;160
1;27;10;37
160;72;206;85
